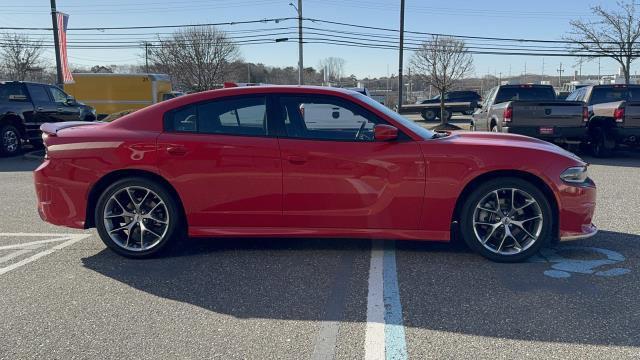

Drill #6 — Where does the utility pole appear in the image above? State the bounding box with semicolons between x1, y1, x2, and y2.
50;0;63;86
541;58;545;83
296;0;304;85
247;63;251;83
144;42;149;73
524;62;527;83
397;0;405;112
557;62;564;87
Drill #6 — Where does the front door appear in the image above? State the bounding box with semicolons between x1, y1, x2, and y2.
156;95;282;229
47;86;81;121
274;94;425;230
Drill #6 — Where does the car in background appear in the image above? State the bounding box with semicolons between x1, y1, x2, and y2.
472;84;587;149
420;90;481;116
35;86;597;263
345;87;371;97
0;81;95;156
566;84;640;157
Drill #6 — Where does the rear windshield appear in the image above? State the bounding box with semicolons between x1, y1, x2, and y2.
589;87;640;105
494;87;556;104
0;83;27;101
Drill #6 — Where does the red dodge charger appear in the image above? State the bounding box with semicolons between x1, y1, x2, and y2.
34;86;597;262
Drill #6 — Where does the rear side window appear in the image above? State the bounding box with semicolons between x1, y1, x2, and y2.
26;84;51;104
0;83;27;101
164;96;267;136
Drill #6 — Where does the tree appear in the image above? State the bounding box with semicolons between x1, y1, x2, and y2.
566;1;640;84
0;33;45;81
318;57;345;84
148;26;239;92
411;35;474;128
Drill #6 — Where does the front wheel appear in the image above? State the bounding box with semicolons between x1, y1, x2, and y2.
460;178;553;262
95;177;183;258
422;109;437;121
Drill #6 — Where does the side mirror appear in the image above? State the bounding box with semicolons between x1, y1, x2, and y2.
65;96;77;105
374;124;398;141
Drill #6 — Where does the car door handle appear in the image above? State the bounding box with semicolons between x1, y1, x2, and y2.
287;155;307;164
166;145;187;156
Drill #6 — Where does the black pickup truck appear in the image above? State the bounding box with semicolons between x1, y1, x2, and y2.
0;81;96;156
566;84;640;157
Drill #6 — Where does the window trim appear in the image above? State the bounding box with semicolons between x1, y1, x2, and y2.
163;94;274;138
271;93;411;143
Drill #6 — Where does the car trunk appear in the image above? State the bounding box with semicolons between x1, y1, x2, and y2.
510;101;585;128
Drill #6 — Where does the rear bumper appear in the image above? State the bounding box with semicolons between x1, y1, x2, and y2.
34;160;88;229
610;127;640;143
502;126;588;143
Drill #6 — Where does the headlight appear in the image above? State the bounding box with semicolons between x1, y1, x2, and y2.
560;166;588;183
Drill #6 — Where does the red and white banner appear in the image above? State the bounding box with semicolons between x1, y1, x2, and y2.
56;12;74;84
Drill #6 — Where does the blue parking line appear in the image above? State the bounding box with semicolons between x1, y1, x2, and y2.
383;241;408;360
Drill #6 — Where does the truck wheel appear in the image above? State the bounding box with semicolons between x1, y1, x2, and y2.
491;125;499;132
0;125;22;156
422;109;437;121
591;127;614;158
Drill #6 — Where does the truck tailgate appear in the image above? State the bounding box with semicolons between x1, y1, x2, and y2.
623;101;640;128
511;101;585;127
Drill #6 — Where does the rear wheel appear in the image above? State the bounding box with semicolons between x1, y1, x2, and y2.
422;109;437;121
591;127;614;158
0;124;22;156
460;178;552;262
95;177;183;258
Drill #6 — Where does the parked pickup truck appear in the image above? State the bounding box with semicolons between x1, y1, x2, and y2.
472;84;587;147
399;90;481;121
0;81;96;156
566;84;640;157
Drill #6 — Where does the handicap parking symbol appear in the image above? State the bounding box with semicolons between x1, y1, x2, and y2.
530;246;632;279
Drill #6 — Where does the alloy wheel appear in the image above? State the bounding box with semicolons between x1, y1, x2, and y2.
472;188;543;256
3;129;18;153
102;186;170;252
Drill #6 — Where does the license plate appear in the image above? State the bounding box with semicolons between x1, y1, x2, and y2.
539;127;554;135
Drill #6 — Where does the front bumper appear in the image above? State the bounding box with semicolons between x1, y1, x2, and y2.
560;223;598;241
557;180;597;242
502;126;588;143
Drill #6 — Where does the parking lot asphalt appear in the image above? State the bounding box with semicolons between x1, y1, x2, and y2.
1;146;639;359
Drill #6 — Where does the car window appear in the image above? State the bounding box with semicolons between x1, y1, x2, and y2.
49;86;68;103
566;90;577;101
278;95;382;142
167;105;198;132
198;96;266;136
0;83;27;101
494;87;556;103
26;84;51;104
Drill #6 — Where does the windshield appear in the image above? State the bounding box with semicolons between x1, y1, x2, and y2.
353;93;435;140
495;87;556;104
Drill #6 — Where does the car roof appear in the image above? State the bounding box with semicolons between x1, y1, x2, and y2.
0;80;53;86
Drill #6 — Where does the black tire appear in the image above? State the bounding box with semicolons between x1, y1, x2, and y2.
95;177;184;258
591;127;614;158
460;177;553;262
0;124;22;157
421;109;438;121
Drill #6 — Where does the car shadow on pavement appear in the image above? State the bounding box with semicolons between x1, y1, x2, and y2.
581;149;640;168
0;156;42;172
82;230;640;347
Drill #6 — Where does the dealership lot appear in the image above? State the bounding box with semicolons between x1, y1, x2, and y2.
1;150;639;359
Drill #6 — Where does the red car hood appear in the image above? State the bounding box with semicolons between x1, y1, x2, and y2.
441;131;585;163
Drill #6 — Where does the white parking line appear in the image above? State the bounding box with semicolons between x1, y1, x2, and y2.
0;233;91;276
364;240;385;360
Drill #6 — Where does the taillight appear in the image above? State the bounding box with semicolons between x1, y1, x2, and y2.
503;106;513;123
582;106;589;123
614;107;625;123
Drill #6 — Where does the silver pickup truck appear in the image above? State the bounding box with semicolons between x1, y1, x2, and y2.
566;84;640;157
472;84;587;147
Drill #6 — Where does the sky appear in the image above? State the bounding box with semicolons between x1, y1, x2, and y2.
0;0;628;79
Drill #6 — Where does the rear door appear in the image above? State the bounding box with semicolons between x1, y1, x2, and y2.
25;84;57;124
156;95;283;230
274;94;425;230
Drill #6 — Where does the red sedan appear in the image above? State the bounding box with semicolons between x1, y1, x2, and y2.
34;86;597;262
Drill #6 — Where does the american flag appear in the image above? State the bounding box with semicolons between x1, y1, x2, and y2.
56;12;74;84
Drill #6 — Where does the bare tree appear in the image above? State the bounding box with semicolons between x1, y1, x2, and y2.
318;57;345;84
411;35;474;127
0;33;45;81
566;1;640;84
148;26;239;92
